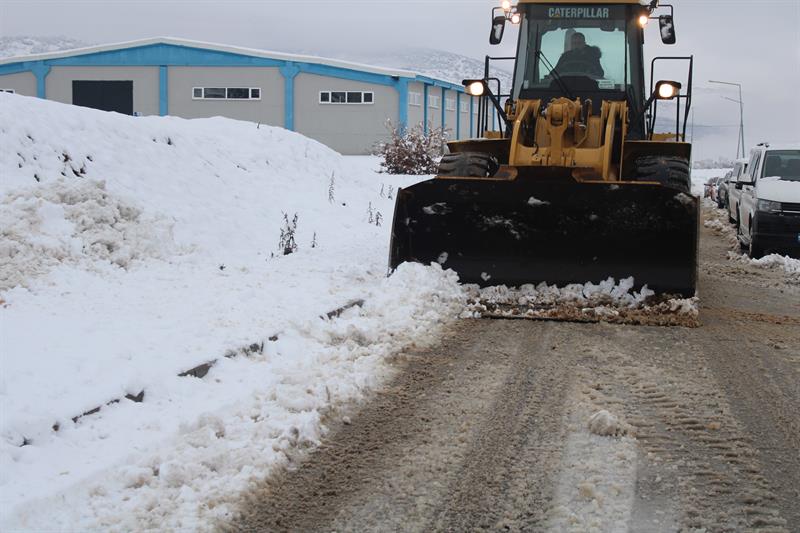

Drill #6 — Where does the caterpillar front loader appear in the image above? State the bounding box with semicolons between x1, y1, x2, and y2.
389;0;698;296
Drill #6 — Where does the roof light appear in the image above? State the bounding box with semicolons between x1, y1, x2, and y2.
501;0;511;12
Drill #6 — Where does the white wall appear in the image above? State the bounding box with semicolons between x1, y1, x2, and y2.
168;67;284;125
294;73;399;155
0;72;36;96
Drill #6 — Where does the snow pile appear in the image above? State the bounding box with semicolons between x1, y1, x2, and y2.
0;93;434;528
728;252;800;284
462;277;699;326
5;263;464;532
703;218;728;232
701;202;739;249
0;179;177;290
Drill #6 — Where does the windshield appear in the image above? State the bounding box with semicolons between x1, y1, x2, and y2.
762;150;800;181
513;4;644;99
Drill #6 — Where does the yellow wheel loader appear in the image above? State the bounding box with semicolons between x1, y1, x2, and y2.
389;0;698;296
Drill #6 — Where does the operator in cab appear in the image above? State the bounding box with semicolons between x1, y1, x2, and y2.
554;32;604;78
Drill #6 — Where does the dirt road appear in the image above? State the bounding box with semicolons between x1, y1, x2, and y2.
228;209;800;532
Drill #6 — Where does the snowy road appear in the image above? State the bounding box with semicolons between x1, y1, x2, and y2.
227;211;800;532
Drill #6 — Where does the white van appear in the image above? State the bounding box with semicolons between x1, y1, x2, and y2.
737;143;800;258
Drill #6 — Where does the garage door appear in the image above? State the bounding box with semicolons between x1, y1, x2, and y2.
72;80;133;115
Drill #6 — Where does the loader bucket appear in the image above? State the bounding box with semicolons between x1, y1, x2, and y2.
389;176;699;296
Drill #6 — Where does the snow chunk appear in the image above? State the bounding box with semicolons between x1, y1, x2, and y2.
588;410;625;437
422;202;450;215
0;179;177;290
527;196;550;206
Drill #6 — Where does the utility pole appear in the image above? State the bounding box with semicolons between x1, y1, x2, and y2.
709;80;745;159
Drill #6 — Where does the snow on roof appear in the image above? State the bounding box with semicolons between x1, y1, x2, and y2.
757;143;800;152
0;36;461;88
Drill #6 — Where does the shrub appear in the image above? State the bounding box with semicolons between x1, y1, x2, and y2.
376;122;447;175
278;212;298;255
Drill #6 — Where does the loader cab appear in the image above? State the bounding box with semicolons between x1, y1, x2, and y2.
511;3;649;136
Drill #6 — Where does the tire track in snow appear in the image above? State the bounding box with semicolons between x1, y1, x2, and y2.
228;320;574;532
567;325;790;532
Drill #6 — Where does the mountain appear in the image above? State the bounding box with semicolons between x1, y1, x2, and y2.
294;47;516;95
0;36;91;59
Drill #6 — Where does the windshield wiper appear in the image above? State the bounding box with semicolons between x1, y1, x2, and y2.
536;50;574;100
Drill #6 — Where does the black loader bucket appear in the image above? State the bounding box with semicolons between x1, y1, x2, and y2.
389;176;699;296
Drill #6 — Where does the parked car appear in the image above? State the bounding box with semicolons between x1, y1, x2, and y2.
716;171;732;209
737;143;800;258
726;158;750;224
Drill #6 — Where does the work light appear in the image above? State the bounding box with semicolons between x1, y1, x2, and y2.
466;81;485;96
656;81;681;99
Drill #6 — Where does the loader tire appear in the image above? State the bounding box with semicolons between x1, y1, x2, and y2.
633;155;691;193
438;152;499;178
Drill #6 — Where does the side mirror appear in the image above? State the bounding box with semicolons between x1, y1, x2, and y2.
490;15;506;45
659;15;676;45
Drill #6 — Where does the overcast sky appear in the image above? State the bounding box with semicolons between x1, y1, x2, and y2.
1;0;798;160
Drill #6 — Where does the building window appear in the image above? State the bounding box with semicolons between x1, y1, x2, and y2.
319;91;374;105
1;89;15;94
409;92;422;106
460;101;469;113
192;87;261;100
446;98;456;112
429;95;440;109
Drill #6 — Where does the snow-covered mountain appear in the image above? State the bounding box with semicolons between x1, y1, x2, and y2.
299;47;516;95
0;35;91;58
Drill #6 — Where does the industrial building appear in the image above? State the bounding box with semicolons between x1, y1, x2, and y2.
0;37;480;155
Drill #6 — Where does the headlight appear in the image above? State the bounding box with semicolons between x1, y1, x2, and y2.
757;199;781;212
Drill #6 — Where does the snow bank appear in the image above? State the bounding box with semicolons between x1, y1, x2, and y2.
728;251;800;283
702;203;739;250
5;263;464;532
696;195;800;282
0;93;431;527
